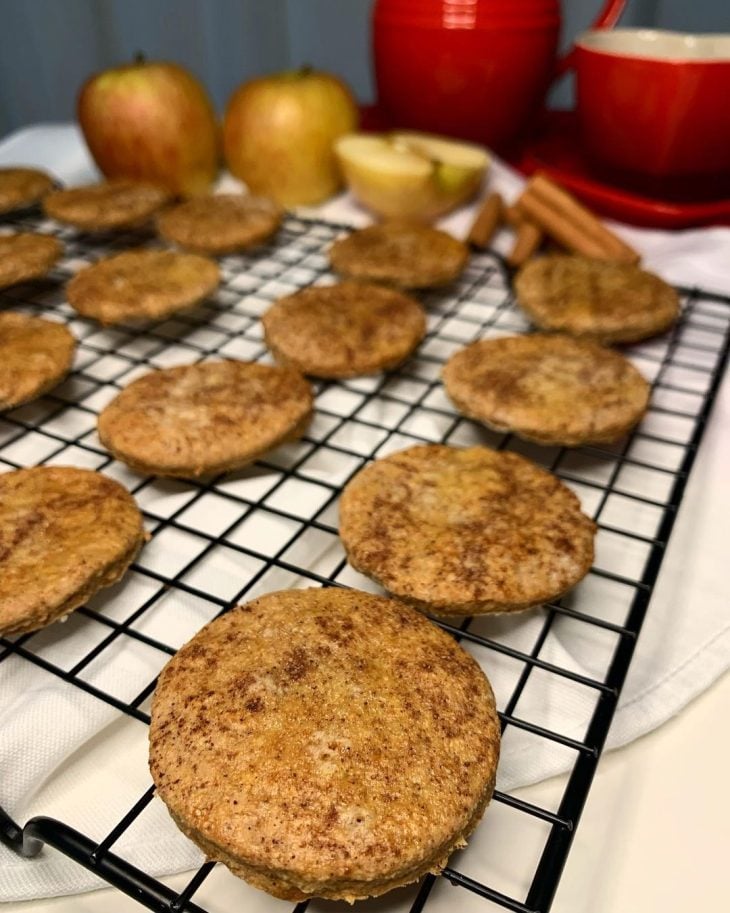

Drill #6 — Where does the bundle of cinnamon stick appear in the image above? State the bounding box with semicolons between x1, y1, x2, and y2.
467;171;639;268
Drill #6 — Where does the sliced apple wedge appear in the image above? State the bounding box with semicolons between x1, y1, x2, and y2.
335;131;489;222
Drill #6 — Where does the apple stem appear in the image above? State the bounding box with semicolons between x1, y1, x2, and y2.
134;51;146;65
299;64;313;77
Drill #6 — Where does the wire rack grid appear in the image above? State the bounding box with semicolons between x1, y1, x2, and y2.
1;206;729;913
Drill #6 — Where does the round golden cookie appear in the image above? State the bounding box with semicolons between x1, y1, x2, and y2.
156;193;282;254
514;254;680;344
0;167;55;214
43;179;172;231
339;444;596;615
329;221;469;289
149;587;500;902
67;249;220;326
0;466;145;636
98;360;313;478
0;232;62;288
262;281;426;378
0;313;75;411
443;333;651;446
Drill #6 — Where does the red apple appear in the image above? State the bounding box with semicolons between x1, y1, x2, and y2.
78;58;219;197
223;67;359;207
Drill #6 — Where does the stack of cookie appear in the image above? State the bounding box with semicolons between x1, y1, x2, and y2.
0;176;499;900
0;176;298;639
11;177;484;484
1;169;73;410
1;161;684;904
445;170;681;453
258;220;473;381
0;168;63;298
440;256;679;450
4;172;477;420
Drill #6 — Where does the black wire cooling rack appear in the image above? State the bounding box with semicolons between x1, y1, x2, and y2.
1;206;729;913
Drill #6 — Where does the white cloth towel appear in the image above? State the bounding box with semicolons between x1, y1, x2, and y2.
1;125;729;901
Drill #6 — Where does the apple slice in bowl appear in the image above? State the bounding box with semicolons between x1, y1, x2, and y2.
335;131;489;222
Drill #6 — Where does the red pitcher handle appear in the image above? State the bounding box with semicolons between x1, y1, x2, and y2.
555;0;627;77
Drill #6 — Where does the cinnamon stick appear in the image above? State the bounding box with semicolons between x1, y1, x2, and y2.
519;173;640;264
517;190;608;259
467;191;504;249
506;219;544;268
503;203;524;227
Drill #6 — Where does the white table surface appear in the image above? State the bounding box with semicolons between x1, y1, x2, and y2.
4;668;729;913
2;125;729;913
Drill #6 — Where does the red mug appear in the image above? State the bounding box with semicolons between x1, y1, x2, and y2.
574;29;730;186
372;0;626;153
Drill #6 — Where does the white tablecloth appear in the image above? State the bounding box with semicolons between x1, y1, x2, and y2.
1;124;729;902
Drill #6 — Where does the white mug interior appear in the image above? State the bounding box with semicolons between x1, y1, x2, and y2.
576;28;730;63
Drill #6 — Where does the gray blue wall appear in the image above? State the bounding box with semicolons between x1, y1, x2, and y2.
0;0;727;136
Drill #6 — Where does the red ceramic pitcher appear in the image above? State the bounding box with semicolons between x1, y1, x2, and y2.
372;0;626;153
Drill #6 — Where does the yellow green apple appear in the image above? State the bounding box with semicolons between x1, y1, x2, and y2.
77;59;219;197
335;131;489;222
223;67;359;207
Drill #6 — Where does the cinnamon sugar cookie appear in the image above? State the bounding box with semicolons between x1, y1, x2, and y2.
0;232;62;288
339;444;595;615
98;360;312;478
149;587;500;901
514;255;680;344
262;281;426;378
156;194;282;254
67;249;220;325
0;466;145;636
43;179;172;231
0;313;75;410
329;221;468;289
0;167;55;214
443;333;651;446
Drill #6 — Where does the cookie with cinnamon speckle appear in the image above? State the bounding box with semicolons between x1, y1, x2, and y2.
67;249;220;325
149;587;500;901
98;360;313;478
156;193;282;254
0;312;75;410
339;444;595;615
0;466;145;636
262;281;426;378
329;221;468;289
43;179;172;231
443;333;651;446
514;255;679;344
0;167;55;214
0;232;62;288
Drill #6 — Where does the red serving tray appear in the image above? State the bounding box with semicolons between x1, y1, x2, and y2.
360;105;730;230
512;110;730;230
